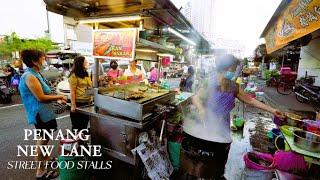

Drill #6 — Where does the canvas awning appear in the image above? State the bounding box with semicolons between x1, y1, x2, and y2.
261;0;320;54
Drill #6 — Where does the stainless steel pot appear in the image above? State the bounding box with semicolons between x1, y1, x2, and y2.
293;130;320;152
180;134;223;178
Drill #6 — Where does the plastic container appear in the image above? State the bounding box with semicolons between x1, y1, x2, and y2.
243;167;273;180
243;152;275;171
243;152;274;180
59;138;79;155
302;120;320;135
233;117;245;128
280;125;302;137
58;155;89;180
273;116;283;126
276;170;303;180
168;141;181;170
273;151;307;175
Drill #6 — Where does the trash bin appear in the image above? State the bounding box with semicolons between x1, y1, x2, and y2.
58;155;89;180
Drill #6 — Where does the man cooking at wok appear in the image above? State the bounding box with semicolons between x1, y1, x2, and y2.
188;54;285;179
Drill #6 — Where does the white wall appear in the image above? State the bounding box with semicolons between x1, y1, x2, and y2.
298;33;320;86
48;12;64;43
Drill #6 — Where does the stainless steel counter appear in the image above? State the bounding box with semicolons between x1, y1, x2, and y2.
76;92;193;166
77;105;163;165
77;105;159;129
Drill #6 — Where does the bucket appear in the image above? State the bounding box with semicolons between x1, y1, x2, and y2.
58;155;89;180
276;170;303;180
243;152;274;180
243;167;273;180
274;151;308;175
59;138;79;155
168;141;181;170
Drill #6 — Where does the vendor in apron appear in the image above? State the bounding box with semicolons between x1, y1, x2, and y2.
124;60;145;82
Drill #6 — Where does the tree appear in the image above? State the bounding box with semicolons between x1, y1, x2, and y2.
21;38;58;52
0;32;58;59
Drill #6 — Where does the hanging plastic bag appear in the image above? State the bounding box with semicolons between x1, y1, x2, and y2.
273;151;308;175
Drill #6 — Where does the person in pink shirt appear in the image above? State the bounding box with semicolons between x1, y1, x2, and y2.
106;60;123;79
149;67;158;83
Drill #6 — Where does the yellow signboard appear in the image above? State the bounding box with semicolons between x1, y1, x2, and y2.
265;0;320;53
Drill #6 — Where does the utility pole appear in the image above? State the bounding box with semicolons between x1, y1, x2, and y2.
45;9;51;39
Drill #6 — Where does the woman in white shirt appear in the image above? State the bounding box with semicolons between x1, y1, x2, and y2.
124;60;145;81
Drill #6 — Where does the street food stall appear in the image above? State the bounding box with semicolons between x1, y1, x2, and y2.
44;0;210;178
259;0;320;178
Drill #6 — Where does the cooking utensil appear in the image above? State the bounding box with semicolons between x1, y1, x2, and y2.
159;120;165;143
285;113;303;127
293;130;320;152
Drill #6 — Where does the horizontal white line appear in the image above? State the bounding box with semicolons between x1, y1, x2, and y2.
0;104;23;110
57;114;70;120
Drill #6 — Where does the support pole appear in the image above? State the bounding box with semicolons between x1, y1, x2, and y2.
93;58;99;88
93;23;99;88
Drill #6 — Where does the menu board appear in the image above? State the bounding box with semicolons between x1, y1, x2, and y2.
93;28;137;60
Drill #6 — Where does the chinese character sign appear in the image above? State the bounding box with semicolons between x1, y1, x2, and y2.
264;0;320;53
93;28;137;60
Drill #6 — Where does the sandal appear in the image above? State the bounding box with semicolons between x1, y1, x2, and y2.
36;170;59;180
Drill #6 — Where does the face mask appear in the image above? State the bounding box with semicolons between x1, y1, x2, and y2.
111;64;118;70
41;61;48;70
35;61;47;71
224;71;235;80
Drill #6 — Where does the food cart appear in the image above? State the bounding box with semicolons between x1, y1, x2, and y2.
76;26;194;176
44;0;210;178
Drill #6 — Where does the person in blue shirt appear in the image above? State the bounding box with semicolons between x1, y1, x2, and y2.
19;49;67;179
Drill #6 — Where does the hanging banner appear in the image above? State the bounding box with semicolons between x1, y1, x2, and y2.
264;0;320;53
92;28;137;60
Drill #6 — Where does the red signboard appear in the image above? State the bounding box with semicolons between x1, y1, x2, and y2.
92;28;137;60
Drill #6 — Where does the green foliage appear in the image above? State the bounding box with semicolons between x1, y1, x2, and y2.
168;112;182;124
264;69;280;79
21;38;58;52
243;57;249;66
0;32;58;58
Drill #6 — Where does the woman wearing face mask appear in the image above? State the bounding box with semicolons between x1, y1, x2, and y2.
189;54;285;179
69;56;92;131
19;49;67;179
106;60;123;79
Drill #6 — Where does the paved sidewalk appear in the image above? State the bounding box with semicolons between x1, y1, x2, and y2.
264;86;314;112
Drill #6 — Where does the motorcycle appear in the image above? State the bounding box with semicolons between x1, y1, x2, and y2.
294;82;320;111
0;79;12;104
